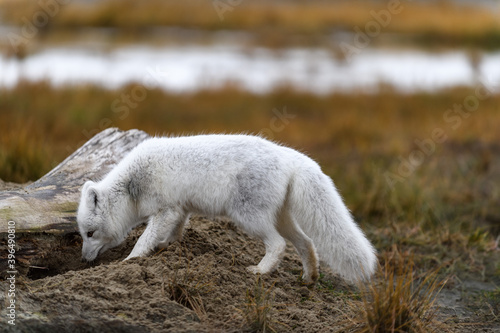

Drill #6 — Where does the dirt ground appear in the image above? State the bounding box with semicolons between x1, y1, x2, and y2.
1;216;359;332
1;184;499;332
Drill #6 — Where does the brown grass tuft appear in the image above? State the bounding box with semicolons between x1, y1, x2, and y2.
352;249;446;333
163;248;213;319
240;276;277;333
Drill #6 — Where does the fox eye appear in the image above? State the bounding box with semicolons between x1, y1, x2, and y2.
87;231;95;238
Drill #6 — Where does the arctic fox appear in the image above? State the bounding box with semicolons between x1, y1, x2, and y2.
77;134;376;283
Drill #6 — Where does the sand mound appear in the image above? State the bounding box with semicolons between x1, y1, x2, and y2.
2;217;353;332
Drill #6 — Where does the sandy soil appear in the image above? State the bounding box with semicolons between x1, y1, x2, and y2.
1;217;362;332
0;179;498;332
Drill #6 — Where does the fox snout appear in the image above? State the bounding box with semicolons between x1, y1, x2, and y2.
81;241;102;262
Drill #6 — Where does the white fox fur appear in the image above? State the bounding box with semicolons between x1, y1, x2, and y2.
77;134;376;283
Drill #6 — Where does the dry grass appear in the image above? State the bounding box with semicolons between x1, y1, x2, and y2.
1;0;499;49
163;247;213;319
240;277;278;333
2;82;500;184
350;249;446;333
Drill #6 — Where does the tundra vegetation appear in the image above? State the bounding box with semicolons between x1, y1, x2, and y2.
0;0;499;331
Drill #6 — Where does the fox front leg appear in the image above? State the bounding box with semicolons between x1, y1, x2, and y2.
124;208;187;260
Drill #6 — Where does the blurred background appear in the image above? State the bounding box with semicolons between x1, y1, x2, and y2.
0;0;499;280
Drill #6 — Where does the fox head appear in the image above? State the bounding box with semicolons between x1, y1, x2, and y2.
77;181;125;261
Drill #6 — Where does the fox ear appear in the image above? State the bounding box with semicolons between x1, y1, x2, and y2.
82;180;95;194
83;181;99;210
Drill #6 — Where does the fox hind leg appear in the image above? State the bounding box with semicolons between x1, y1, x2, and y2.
277;207;319;283
230;203;287;275
246;227;287;275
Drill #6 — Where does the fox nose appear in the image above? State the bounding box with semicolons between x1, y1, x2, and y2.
81;256;95;264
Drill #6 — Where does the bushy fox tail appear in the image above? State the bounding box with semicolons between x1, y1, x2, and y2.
288;165;377;283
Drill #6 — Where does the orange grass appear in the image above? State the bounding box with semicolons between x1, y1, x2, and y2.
351;249;446;333
1;0;499;49
1;81;500;182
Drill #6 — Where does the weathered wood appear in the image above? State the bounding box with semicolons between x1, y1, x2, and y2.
0;128;150;234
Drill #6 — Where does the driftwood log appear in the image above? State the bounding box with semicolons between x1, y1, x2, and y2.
0;128;150;234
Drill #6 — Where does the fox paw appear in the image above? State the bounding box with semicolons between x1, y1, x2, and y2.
246;265;262;275
302;270;319;284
